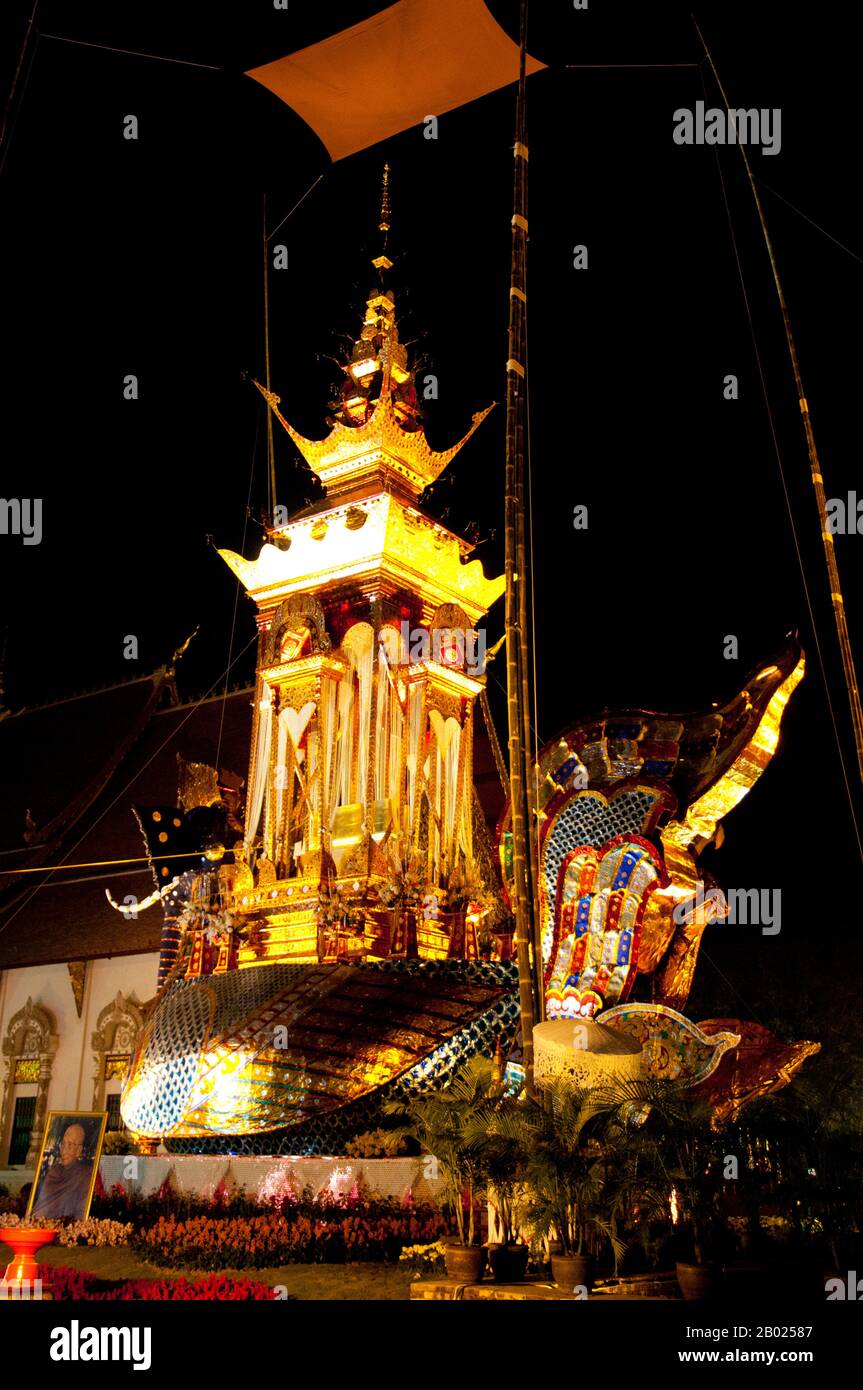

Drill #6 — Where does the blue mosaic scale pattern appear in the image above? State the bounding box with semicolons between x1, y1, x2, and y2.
123;963;313;1136
153;960;519;1157
541;788;659;960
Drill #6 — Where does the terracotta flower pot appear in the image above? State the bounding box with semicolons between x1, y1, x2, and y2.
0;1227;57;1290
444;1243;487;1282
551;1251;594;1292
676;1261;721;1300
487;1242;530;1283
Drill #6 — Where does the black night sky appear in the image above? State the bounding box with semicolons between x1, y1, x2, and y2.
1;2;861;1035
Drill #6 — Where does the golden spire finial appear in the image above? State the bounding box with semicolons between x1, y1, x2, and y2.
379;161;392;233
241;162;496;507
373;164;393;277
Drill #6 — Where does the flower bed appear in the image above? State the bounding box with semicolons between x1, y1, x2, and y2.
133;1203;448;1269
45;1266;274;1300
398;1240;447;1276
0;1180;449;1271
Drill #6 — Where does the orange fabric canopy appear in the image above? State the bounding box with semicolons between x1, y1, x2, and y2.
245;0;546;161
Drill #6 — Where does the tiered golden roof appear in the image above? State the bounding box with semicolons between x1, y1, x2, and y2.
250;162;495;507
226;165;504;621
256;384;495;506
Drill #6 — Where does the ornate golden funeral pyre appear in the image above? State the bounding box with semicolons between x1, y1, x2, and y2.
121;184;519;1152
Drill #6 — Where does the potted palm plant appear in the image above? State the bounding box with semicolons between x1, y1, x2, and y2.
483;1075;676;1291
482;1146;531;1282
646;1090;726;1300
461;1088;534;1283
526;1087;625;1291
383;1056;498;1281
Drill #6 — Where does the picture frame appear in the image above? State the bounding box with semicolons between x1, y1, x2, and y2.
25;1111;108;1223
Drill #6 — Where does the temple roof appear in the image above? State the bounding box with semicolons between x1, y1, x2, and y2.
261;385;495;507
220;489;505;623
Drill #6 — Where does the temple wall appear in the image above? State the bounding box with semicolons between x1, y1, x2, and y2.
0;952;159;1170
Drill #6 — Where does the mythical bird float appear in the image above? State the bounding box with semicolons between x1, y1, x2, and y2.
118;192;815;1153
499;645;818;1119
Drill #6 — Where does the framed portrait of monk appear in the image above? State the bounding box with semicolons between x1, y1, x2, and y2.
25;1111;108;1222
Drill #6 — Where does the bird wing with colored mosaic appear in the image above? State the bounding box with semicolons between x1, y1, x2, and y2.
545;836;667;1020
501;642;804;1019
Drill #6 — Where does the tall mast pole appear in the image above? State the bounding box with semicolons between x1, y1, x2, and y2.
263;194;277;517
514;150;544;1025
695;20;863;797
504;0;538;1090
0;0;39;169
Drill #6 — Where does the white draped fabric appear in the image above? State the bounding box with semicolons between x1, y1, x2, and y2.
343;622;373;810
374;646;389;801
459;781;474;862
274;705;290;858
406;685;423;845
245;700;273;851
389;693;404;827
99;1154;444;1204
356;644;373;809
320;675;338;831
306;726;320;850
444;724;461;869
334;670;355;811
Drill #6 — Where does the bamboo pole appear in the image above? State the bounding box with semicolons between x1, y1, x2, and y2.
504;0;538;1091
263;194;277;518
694;19;863;796
515;326;545;1024
0;0;39;167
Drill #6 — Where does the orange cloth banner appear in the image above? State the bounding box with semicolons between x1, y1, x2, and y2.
246;0;546;161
